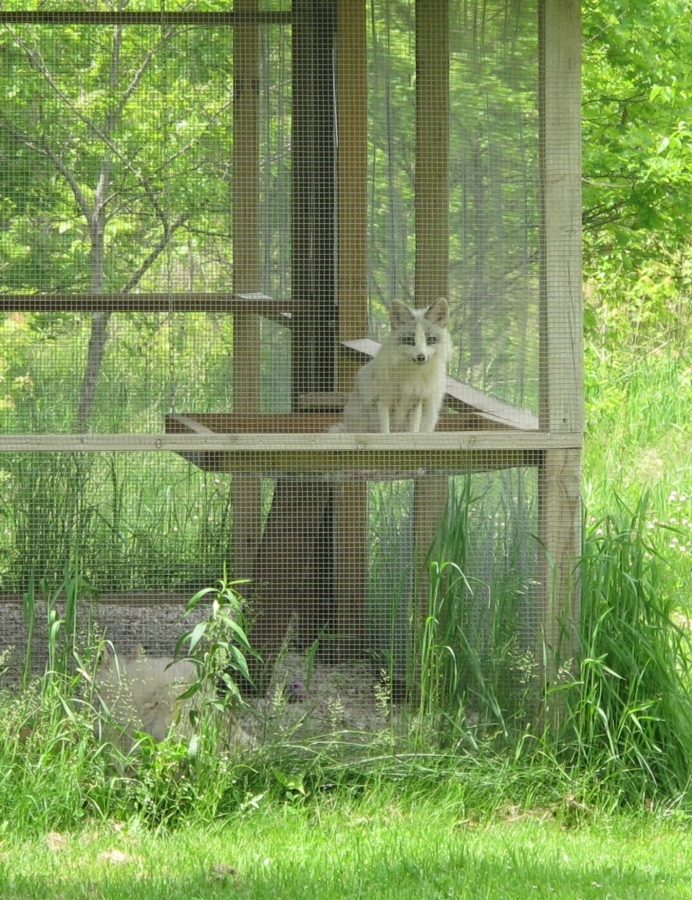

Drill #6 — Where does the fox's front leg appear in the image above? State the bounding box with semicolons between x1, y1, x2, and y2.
408;401;423;433
377;401;391;434
419;399;439;433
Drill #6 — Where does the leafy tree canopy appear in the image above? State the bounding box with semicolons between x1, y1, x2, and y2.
583;0;692;274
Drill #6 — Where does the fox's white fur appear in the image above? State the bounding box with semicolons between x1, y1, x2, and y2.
95;645;249;750
340;298;453;433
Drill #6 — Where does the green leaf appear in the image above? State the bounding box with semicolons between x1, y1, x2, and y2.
186;621;208;654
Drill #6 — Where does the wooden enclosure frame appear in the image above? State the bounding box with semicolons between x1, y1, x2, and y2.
0;0;583;686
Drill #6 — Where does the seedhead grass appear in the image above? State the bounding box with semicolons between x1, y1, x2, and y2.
560;495;692;801
0;484;690;843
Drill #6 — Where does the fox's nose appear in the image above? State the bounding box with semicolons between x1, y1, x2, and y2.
416;353;427;363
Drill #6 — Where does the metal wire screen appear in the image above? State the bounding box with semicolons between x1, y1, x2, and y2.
367;0;540;412
0;0;582;737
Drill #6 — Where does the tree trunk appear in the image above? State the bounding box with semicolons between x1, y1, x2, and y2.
76;160;111;432
76;311;112;432
75;27;121;433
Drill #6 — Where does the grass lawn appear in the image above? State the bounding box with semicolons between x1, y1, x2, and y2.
1;799;691;900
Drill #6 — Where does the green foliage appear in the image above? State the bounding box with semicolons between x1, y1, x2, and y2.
583;0;692;271
561;496;692;800
0;22;235;295
0;672;119;835
584;253;692;362
395;474;537;745
175;574;261;713
412;486;692;806
1;502;692;839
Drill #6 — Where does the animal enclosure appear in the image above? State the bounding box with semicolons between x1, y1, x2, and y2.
0;0;582;728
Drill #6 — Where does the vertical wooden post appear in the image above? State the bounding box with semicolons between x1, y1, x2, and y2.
414;0;450;621
247;0;338;678
336;0;368;656
249;479;334;683
337;0;368;351
292;0;337;405
538;0;583;675
415;0;449;309
537;449;582;656
232;0;263;581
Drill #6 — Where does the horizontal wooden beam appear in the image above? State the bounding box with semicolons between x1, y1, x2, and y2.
169;412;342;434
0;11;291;25
0;292;294;318
168;447;544;476
0;431;579;454
340;338;539;431
0;429;580;475
168;410;512;433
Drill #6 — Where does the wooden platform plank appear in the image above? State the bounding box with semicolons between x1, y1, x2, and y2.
0;428;581;455
167;410;509;433
166;447;545;477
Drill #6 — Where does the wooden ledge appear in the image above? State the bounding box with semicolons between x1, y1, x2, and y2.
161;415;581;476
0;427;582;477
166;410;503;433
0;291;294;318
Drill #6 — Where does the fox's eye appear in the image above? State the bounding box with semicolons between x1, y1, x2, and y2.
401;335;416;346
426;334;438;345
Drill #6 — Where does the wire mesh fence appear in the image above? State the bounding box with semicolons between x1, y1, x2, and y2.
0;0;582;741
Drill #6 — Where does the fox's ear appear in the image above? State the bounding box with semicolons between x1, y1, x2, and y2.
390;299;414;328
425;297;449;326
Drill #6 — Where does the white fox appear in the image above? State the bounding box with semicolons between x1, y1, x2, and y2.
95;645;196;748
339;298;453;433
95;645;250;750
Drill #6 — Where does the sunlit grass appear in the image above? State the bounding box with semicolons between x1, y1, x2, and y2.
0;800;691;899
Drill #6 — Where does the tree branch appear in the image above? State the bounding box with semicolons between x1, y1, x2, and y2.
120;213;189;293
0;123;95;228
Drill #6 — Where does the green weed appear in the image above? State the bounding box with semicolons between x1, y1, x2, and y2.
560;494;692;801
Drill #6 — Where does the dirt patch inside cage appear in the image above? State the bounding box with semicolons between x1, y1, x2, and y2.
242;652;400;744
0;597;414;746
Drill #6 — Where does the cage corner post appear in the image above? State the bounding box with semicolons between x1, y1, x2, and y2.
248;0;338;675
537;0;583;692
232;0;263;583
335;0;369;659
413;0;450;623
